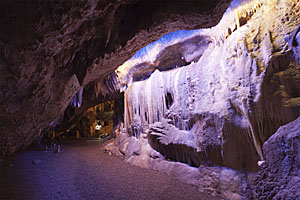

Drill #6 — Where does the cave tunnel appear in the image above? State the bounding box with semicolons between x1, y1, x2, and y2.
1;0;300;199
50;100;121;141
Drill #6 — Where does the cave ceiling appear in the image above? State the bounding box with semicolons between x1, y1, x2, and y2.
0;0;231;155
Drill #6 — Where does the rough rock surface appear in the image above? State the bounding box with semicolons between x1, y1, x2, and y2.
255;117;300;200
121;0;300;172
106;124;256;199
0;0;230;156
106;0;300;198
106;113;300;199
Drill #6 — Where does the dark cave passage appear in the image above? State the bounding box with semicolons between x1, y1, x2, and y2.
41;90;125;149
0;141;221;200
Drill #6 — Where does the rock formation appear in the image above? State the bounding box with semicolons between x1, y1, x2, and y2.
0;0;230;155
118;0;300;172
1;0;300;199
255;117;300;200
107;0;300;198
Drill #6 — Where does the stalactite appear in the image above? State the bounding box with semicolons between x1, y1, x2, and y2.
216;0;263;44
116;0;300;174
92;72;120;98
70;87;84;108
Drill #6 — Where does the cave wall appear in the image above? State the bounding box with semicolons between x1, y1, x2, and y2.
122;0;300;172
0;0;231;156
255;117;300;200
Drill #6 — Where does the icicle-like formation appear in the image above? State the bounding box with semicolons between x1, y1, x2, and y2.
70;87;84;108
94;72;119;97
123;8;264;158
214;0;263;44
115;0;265;91
78;88;83;107
116;30;203;90
122;0;300;164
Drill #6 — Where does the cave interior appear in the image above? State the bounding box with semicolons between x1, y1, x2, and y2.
1;0;300;199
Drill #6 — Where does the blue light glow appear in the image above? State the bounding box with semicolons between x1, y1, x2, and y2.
131;29;200;59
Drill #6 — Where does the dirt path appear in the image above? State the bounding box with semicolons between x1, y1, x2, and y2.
1;140;222;200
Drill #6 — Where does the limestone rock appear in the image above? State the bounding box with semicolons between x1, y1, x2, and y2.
255;117;300;200
121;0;300;173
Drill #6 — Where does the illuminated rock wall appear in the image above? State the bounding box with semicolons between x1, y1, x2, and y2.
122;0;300;172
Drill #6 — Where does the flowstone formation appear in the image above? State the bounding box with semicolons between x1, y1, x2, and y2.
106;0;300;198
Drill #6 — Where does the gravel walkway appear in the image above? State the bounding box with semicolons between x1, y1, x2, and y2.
1;140;222;200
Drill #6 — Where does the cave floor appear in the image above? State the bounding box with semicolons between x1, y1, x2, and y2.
0;139;221;200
